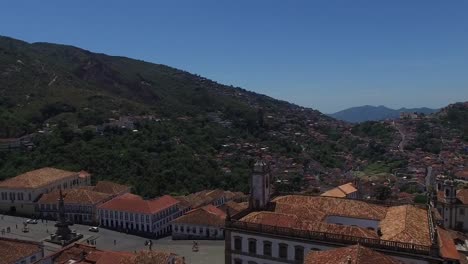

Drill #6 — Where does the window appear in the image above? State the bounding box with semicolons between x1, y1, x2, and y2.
199;227;203;234
234;236;242;251
263;241;272;256
248;239;257;254
279;243;288;259
174;225;178;232
30;255;37;262
460;208;465;215
294;246;304;261
234;259;242;264
181;226;184;232
192;227;196;233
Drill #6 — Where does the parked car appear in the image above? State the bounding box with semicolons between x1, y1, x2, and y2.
26;219;38;224
89;226;99;232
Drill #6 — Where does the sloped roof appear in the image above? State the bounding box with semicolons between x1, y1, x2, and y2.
241;211;378;239
98;193;179;214
0;167;79;189
0;237;42;264
38;188;111;205
241;195;432;246
92;181;129;195
321;182;357;198
218;201;248;215
172;204;226;227
437;227;460;261
43;243;183;264
380;205;431;246
304;244;402;264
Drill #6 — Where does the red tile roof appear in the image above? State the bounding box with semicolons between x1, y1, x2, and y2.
92;181;129;195
304;244;402;264
98;193;179;214
0;237;42;264
42;243;184;264
241;195;432;246
38;188;111;205
172;204;226;227
437;227;460;261
0;167;79;189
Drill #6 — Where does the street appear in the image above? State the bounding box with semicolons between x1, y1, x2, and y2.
0;214;224;264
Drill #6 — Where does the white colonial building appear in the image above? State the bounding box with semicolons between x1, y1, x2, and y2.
97;193;181;237
0;167;91;215
225;159;457;264
171;204;226;240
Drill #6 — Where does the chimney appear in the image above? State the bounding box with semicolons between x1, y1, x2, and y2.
347;256;352;264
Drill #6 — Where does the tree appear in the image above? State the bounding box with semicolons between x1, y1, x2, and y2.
375;185;392;200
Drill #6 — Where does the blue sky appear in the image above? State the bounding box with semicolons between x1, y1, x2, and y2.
1;1;467;113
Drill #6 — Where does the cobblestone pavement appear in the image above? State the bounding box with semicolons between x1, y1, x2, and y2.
0;214;224;264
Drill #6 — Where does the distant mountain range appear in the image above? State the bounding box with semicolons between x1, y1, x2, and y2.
329;105;439;123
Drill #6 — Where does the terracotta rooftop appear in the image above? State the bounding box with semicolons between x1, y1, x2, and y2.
218;201;249;215
98;193;179;214
172;204;226;227
242;211;379;239
304;244;402;264
0;237;42;264
0;167;81;189
240;195;432;246
437;227;460;261
92;181;129;195
38;188;111;205
178;189;245;208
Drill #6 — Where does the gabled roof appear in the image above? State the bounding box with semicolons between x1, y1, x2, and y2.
321;182;357;198
304;244;402;264
172;204;226;227
0;167;80;189
98;193;179;214
437;227;461;261
0;237;42;264
92;181;129;195
38;188;111;205
218;201;248;215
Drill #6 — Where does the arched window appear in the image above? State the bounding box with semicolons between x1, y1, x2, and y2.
445;189;450;197
294;246;304;261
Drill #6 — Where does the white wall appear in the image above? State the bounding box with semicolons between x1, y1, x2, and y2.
228;231;431;264
172;223;223;239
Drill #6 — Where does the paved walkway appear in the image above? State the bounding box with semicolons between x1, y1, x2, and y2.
0;214;224;263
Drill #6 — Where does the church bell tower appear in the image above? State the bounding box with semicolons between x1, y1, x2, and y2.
249;159;271;210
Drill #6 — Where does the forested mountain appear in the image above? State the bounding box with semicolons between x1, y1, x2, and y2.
329;105;438;123
1;36;462;198
0;36;357;196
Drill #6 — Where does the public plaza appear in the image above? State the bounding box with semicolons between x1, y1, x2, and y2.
0;213;224;264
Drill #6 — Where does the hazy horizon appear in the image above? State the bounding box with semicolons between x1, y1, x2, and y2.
1;0;467;113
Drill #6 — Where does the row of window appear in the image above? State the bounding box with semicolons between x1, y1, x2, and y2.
100;206;178;222
173;225;219;236
234;237;305;261
0;192;31;201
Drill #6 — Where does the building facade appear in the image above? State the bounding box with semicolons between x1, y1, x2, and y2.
171;204;226;240
433;176;468;232
0;168;91;215
225;159;454;264
97;193;181;237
